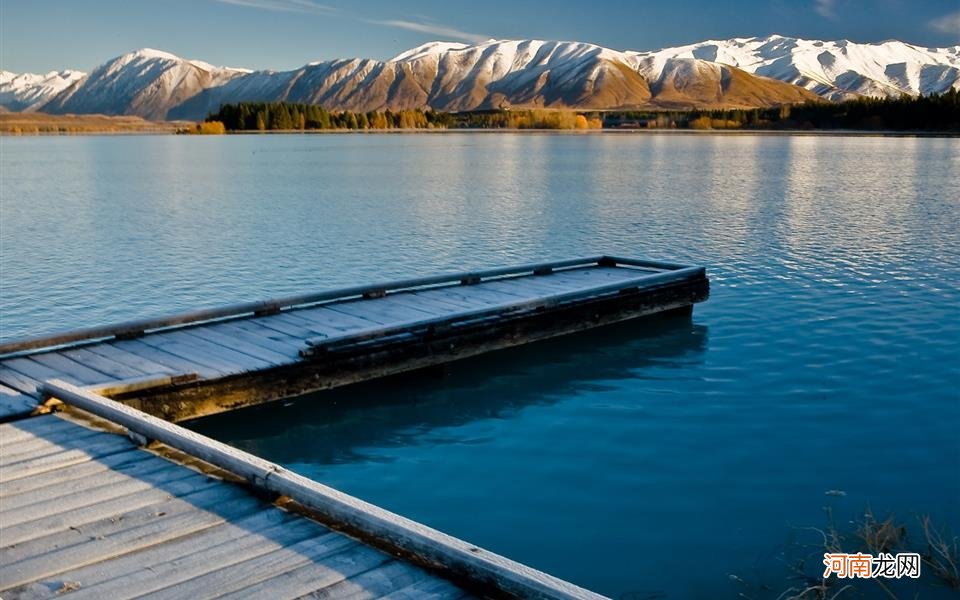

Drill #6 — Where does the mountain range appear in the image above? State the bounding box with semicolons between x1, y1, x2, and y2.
1;35;958;121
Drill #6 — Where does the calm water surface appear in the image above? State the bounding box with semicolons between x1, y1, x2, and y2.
3;134;958;598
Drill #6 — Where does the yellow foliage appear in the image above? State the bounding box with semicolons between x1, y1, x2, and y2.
189;121;226;135
689;116;713;130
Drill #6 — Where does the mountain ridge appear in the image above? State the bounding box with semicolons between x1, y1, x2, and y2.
2;35;957;120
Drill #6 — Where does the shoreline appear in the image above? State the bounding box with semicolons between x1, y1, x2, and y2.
4;127;958;138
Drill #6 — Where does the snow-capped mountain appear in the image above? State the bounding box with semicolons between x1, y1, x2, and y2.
40;49;249;120
0;70;85;111
637;35;960;100
3;36;957;119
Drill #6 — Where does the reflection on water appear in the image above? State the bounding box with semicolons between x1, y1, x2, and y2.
189;312;707;465
3;133;958;597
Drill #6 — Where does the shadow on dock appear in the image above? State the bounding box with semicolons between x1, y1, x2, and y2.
186;310;708;465
1;415;474;598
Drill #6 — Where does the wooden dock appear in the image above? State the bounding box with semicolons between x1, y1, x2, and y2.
0;381;607;599
0;256;708;422
0;255;708;598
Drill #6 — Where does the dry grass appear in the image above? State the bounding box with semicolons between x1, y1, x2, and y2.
731;506;959;600
0;112;181;134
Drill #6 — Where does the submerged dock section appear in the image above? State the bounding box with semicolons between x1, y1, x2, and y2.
0;256;708;422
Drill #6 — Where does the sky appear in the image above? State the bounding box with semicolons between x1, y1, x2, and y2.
2;0;959;73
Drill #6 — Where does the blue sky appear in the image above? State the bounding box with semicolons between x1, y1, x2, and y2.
2;0;958;73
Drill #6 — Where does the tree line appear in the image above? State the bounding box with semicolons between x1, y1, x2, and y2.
604;89;960;131
205;91;960;132
206;102;450;131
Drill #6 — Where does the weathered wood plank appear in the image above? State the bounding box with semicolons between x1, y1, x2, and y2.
1;457;185;516
84;344;176;376
2;357;84;389
27;353;114;386
0;447;144;498
277;307;360;335
378;577;467;600
30;508;315;600
247;313;325;339
139;533;359;600
296;560;431;600
408;289;491;311
0;415;89;447
0;487;262;591
213;543;391;600
210;321;303;357
142;331;271;373
61;347;150;380
179;327;292;367
0;425;108;464
0;365;42;396
286;307;376;332
109;340;217;379
325;300;433;327
413;287;505;308
381;292;471;315
0;435;135;482
0;384;37;420
0;473;223;548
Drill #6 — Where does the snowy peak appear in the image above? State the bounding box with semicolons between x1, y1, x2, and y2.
40;48;249;120
390;41;470;62
0;69;85;112
635;34;960;99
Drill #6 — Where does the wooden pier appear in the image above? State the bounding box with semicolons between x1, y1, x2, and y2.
0;255;708;599
0;381;606;599
0;256;708;422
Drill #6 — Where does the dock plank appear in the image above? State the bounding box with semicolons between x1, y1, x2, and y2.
135;334;251;376
84;344;177;376
109;340;218;379
61;347;151;380
298;560;434;599
0;366;42;397
139;534;360;600
27;353;114;386
0;448;144;498
179;327;292;366
0;384;37;420
0;435;135;482
213;543;391;600
36;510;315;600
287;306;377;332
326;300;433;326
210;321;303;357
0;488;262;590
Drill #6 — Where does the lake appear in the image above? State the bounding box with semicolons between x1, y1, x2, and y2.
2;133;958;598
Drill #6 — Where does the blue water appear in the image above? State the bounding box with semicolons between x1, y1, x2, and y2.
2;133;958;598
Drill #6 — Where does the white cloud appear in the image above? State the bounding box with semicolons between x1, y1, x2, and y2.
929;11;960;36
213;0;334;14
211;1;488;44
368;19;490;44
814;0;835;18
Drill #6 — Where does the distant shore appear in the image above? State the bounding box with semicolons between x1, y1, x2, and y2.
2;113;956;137
0;113;185;135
